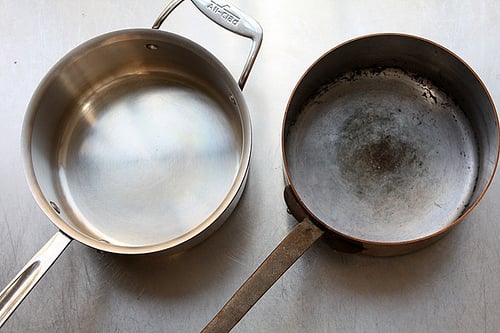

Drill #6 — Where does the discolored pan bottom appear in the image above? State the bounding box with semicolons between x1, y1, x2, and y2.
286;68;478;243
54;72;243;247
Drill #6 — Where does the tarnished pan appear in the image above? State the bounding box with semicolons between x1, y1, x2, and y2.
202;34;499;332
0;0;262;327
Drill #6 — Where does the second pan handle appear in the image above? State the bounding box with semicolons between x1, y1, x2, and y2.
152;0;263;90
201;218;324;333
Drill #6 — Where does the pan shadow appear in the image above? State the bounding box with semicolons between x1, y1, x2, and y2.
82;188;254;302
252;213;471;331
315;228;458;295
280;197;466;294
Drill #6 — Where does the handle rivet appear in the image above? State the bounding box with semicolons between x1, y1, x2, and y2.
229;95;237;105
49;201;61;214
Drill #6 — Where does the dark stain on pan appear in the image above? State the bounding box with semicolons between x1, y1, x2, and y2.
285;64;482;242
355;136;417;174
335;107;428;198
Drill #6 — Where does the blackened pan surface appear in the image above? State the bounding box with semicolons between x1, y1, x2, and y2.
285;67;478;243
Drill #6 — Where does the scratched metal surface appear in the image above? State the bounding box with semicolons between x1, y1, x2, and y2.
1;1;500;332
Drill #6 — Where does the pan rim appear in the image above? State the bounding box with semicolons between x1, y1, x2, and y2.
22;28;252;254
281;32;500;248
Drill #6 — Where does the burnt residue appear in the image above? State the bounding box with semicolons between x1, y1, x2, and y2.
354;136;418;174
287;68;446;204
304;66;451;108
422;88;437;104
284;64;481;242
336;109;427;199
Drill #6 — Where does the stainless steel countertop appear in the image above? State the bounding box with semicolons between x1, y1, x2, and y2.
1;1;500;332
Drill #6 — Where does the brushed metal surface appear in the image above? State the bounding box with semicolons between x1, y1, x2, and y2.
202;218;324;333
1;0;258;327
202;34;498;331
1;1;500;332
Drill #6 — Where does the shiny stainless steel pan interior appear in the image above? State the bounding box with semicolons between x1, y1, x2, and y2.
27;29;251;254
0;0;262;327
202;34;499;332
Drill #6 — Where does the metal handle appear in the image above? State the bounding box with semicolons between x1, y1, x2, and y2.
0;231;71;328
201;218;324;333
152;0;263;90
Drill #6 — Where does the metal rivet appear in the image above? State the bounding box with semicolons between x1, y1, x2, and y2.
145;43;159;50
229;95;237;105
49;201;61;214
96;239;110;254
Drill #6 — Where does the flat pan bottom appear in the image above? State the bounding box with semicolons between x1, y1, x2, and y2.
54;73;243;247
286;68;478;243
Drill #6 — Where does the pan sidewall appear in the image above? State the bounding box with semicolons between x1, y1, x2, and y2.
22;28;252;255
281;33;500;255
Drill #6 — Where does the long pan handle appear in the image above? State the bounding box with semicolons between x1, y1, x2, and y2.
152;0;263;90
0;231;71;328
201;218;324;333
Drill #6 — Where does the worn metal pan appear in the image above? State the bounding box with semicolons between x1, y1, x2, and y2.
0;0;262;327
202;34;499;332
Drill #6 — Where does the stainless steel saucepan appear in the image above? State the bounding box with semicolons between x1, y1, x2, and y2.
202;34;499;332
0;0;262;327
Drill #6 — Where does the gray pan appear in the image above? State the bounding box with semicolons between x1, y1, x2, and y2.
202;34;499;332
0;0;262;327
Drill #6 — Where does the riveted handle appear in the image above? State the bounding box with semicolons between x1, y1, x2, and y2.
152;0;263;89
201;218;324;332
